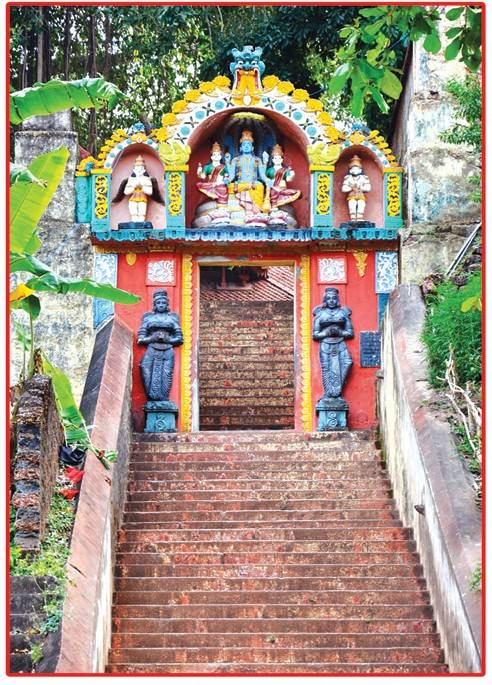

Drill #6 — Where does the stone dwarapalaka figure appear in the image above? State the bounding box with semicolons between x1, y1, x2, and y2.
112;155;165;223
137;290;184;401
196;142;230;224
264;143;301;221
224;129;270;224
341;154;371;222
312;287;354;399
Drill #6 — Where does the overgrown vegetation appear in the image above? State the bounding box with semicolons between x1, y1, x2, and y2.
470;561;482;592
11;493;76;669
422;272;481;388
439;74;481;203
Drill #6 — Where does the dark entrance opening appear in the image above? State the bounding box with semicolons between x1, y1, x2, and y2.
198;265;295;430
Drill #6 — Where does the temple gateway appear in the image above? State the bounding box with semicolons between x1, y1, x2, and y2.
77;46;403;434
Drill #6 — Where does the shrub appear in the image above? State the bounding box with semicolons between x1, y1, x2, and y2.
422;272;482;387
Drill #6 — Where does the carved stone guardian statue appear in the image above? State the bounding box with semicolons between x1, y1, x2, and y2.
312;287;354;429
341;155;371;223
137;289;183;432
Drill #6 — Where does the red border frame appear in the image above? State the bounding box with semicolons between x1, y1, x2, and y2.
5;0;486;678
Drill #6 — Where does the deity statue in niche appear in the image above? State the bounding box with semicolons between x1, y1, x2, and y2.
137;290;183;403
264;143;301;225
341;155;371;222
196;142;230;224
112;155;164;226
313;287;354;431
224;129;270;225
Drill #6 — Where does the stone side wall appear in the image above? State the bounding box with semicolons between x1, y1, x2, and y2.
391;22;481;283
11;375;64;550
378;285;481;673
12;112;94;402
56;317;133;674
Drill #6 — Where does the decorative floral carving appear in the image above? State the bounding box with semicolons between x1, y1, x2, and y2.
300;255;313;432
386;173;401;217
318;257;346;284
167;173;183;216
316;174;331;215
307;143;341;167
180;254;193;432
94;174;109;219
352;251;368;277
159;141;191;167
376;252;398;294
147;260;175;284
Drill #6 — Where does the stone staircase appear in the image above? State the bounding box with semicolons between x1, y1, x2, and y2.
107;431;447;674
198;300;295;430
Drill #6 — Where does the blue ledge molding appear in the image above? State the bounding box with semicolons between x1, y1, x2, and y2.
92;227;399;242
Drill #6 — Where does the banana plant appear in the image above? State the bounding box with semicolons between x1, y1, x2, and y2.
9;77;135;468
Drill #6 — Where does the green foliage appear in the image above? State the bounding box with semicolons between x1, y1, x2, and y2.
10;147;69;255
30;643;43;665
10;76;125;124
470;562;481;592
10;494;75;579
422;273;482;388
440;76;481;152
10;164;47;187
328;6;481;116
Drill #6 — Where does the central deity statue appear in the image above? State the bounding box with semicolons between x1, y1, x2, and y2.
224;129;270;225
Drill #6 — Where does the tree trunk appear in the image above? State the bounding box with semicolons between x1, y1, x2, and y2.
103;13;112;80
36;8;43;82
63;8;72;80
87;11;98;155
42;7;51;81
20;27;28;90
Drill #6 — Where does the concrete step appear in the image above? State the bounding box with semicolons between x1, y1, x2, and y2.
107;646;443;665
110;631;439;649
130;452;380;465
113;576;426;593
115;540;416;555
128;464;386;478
126;487;393;501
111;616;436;634
123;508;399;523
124;498;397;512
126;477;391;493
121;519;402;531
117;526;411;543
106;662;448;673
111;602;435;620
116;551;421;566
114;563;423;579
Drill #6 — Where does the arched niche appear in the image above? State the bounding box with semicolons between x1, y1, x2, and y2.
110;143;165;230
333;145;384;228
186;108;310;227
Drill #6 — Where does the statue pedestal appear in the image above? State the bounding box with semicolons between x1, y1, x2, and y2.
118;221;154;230
316;397;348;431
144;400;178;433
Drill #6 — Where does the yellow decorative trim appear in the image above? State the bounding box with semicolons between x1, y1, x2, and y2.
349;131;366;145
76;156;98;175
310;164;335;172
383;167;404;173
386;173;401;217
300;255;313;433
90;168;112;175
316;173;331;216
94;175;109;219
352;251;368;277
307;143;341;167
159;141;191;166
166;164;189;173
167;172;183;216
180;254;193;432
125;253;137;266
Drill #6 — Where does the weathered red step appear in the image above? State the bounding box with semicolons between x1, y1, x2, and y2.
106;663;448;673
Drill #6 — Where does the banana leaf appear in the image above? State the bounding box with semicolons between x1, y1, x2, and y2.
26;270;140;304
10;293;41;320
10;77;126;125
10;164;47;187
10;147;69;254
41;353;88;443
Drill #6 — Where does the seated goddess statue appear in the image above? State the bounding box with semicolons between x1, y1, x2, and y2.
264;143;301;225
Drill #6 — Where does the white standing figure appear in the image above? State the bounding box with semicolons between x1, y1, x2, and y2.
112;155;164;223
341;155;371;222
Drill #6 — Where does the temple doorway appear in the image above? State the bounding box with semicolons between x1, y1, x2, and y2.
198;264;295;430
